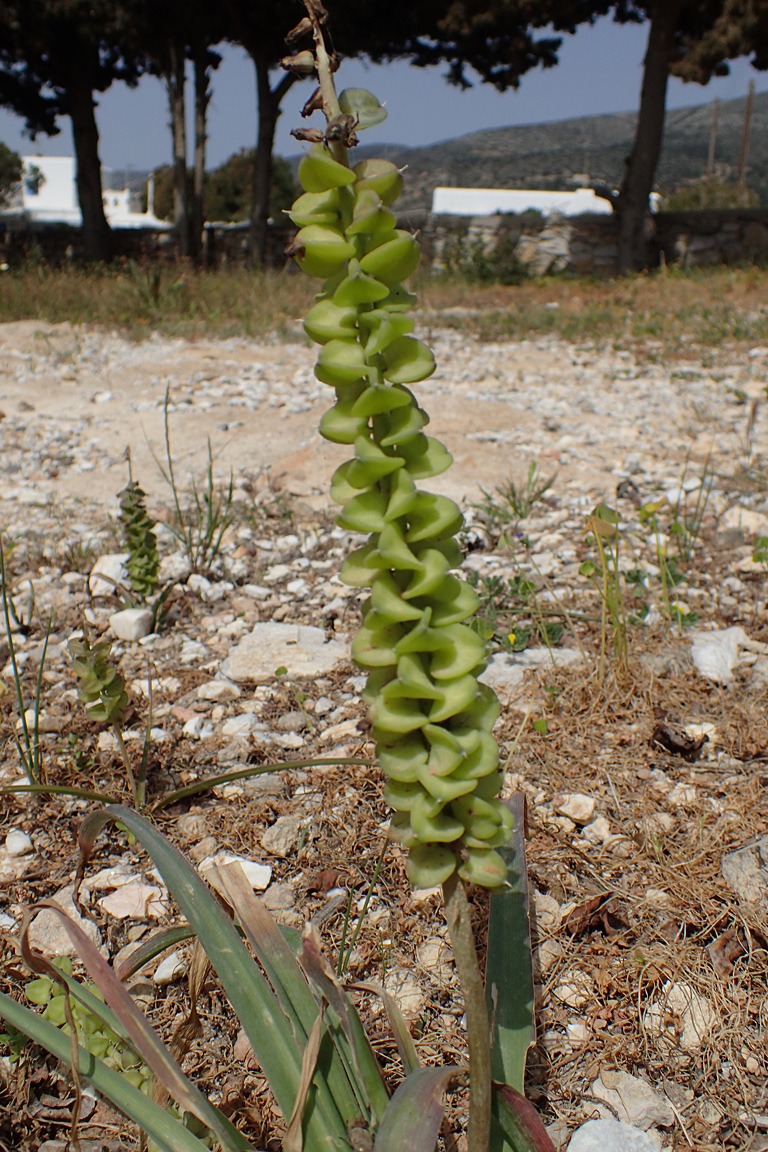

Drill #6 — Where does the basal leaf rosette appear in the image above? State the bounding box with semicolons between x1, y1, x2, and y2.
290;144;512;889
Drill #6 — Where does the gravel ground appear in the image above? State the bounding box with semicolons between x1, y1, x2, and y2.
2;318;768;1151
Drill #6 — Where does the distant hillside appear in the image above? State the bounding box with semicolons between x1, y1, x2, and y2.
291;90;768;212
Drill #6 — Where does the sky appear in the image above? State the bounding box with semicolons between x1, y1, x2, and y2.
0;15;766;177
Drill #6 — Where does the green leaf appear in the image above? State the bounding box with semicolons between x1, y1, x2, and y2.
338;88;388;129
372;1066;459;1152
486;797;535;1096
492;1083;557;1152
0;993;213;1152
532;719;548;736
84;807;351;1151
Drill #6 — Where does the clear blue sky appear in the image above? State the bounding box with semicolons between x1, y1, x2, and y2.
0;16;765;175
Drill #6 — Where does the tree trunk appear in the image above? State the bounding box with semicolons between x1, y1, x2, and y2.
167;38;190;258
250;57;296;267
616;0;683;273
65;58;112;263
191;43;210;265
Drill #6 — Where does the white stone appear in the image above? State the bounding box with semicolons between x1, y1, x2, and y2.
643;981;718;1051
535;938;564;974
667;783;697;806
533;890;562;931
221;713;266;737
196;679;241;702
5;829;33;856
109;607;154;642
556;793;596;823
582;816;611;844
690;626;752;684
565;1018;590;1044
262;883;296;911
221;622;349;685
261;815;302;858
722;836;768;905
27;885;103;957
153;951;185;986
199;851;272;891
88;553;129;597
383;966;425;1018
417;937;454;983
98;881;168;920
480;647;584;693
591;1070;675;1129
568;1119;662;1152
553;968;594;1008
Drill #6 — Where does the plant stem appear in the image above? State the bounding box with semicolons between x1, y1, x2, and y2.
442;872;491;1152
111;725;138;808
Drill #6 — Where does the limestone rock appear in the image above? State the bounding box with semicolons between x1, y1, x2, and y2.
27;886;103;957
569;1119;662;1152
591;1070;675;1129
88;553;129;597
109;607;154;642
221;622;349;684
261;814;302;858
722;836;768;905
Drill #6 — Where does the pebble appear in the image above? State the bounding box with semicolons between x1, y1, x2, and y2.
556;793;596;823
196;679;241;701
198;851;272;891
568;1119;662;1152
262;882;296;911
88;553;129;596
153;950;186;985
27;885;103;957
261;814;303;858
110;607;154;641
643;980;718;1051
176;813;208;839
591;1070;675;1129
382;966;425;1018
98;880;169;920
722;836;768;905
5;829;33;856
221;622;349;684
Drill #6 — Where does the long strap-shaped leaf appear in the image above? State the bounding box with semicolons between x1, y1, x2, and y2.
88;806;351;1151
22;900;255;1152
372;1066;460;1152
0;992;216;1152
492;1085;557;1152
486;795;535;1095
212;863;363;1128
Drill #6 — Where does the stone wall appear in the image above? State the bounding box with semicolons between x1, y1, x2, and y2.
423;207;768;278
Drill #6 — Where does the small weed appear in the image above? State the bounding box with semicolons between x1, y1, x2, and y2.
155;388;236;574
580;504;628;683
474;462;556;533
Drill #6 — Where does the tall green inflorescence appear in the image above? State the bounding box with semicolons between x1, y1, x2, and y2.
290;143;512;890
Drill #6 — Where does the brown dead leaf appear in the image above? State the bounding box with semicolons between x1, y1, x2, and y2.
308;868;346;893
708;927;747;976
650;720;708;763
563;893;628;937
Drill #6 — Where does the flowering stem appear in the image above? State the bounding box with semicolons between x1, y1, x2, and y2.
443;871;491;1152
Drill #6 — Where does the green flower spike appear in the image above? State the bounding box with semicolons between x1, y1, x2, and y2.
291;142;513;889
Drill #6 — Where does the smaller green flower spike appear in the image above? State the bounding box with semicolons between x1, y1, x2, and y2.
291;142;512;888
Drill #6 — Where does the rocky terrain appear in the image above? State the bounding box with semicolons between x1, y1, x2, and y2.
2;317;768;1151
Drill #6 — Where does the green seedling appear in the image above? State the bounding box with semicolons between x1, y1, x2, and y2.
580;503;628;683
1;535;49;784
118;477;160;600
474;462;556;534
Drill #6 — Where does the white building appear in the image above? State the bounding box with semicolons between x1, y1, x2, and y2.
3;156;170;230
431;186;614;217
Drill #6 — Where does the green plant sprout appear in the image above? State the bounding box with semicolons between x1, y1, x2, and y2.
579;504;629;683
1;534;49;784
118;474;160;600
474;462;557;536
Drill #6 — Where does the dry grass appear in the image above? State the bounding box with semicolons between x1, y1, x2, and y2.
3;261;768;352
